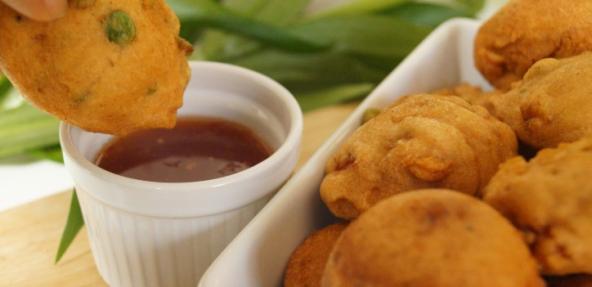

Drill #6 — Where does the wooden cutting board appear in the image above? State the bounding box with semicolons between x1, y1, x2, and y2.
0;103;358;287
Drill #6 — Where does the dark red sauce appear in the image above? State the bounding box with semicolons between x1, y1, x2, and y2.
96;117;272;182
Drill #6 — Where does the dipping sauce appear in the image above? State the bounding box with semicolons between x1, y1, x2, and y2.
96;117;272;182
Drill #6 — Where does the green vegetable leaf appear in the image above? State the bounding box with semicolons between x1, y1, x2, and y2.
307;0;408;18
227;15;430;91
454;0;486;15
0;104;60;158
248;0;312;25
0;102;47;127
168;0;327;51
231;50;388;91
296;83;374;112
197;1;482;111
382;2;472;28
220;0;267;15
28;145;63;163
220;0;312;25
0;74;11;103
197;0;313;60
55;191;84;263
293;15;431;60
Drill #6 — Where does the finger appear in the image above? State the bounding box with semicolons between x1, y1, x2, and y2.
2;0;67;21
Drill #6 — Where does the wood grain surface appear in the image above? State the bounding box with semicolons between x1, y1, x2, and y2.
0;103;358;287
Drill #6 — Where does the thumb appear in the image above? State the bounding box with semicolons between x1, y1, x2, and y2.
2;0;67;21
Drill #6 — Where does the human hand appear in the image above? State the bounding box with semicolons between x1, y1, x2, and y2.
1;0;66;21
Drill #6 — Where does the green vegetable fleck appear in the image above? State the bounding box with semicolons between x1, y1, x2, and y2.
362;108;381;124
104;10;136;46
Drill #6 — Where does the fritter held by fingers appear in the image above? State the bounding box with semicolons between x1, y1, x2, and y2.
322;190;544;287
477;53;592;149
475;0;592;90
284;223;347;287
0;0;192;135
484;138;592;275
320;94;517;219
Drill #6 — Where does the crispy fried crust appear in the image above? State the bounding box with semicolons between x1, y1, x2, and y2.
473;53;592;149
320;94;517;219
484;138;592;275
322;190;544;287
474;0;592;90
0;0;191;135
434;83;502;107
284;223;347;287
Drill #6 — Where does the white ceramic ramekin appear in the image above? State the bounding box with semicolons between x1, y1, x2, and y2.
59;62;303;287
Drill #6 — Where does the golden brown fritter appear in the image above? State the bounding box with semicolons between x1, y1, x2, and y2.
433;83;484;100
320;94;517;219
284;223;347;287
484;138;592;275
434;83;502;107
322;190;544;287
0;0;192;135
475;0;592;90
475;53;592;149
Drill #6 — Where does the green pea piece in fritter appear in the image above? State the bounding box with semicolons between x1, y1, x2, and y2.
104;10;136;46
69;0;96;8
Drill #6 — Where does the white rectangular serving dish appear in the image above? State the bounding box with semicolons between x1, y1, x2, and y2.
199;19;489;287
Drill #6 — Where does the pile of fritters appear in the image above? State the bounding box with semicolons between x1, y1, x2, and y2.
285;0;592;286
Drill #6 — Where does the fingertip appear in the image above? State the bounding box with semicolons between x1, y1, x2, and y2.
45;0;68;19
42;0;67;20
3;0;67;21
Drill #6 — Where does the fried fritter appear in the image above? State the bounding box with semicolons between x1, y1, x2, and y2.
284;223;347;287
0;0;192;135
321;94;517;219
434;83;502;107
322;190;544;287
475;53;592;149
484;138;592;275
474;0;592;90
